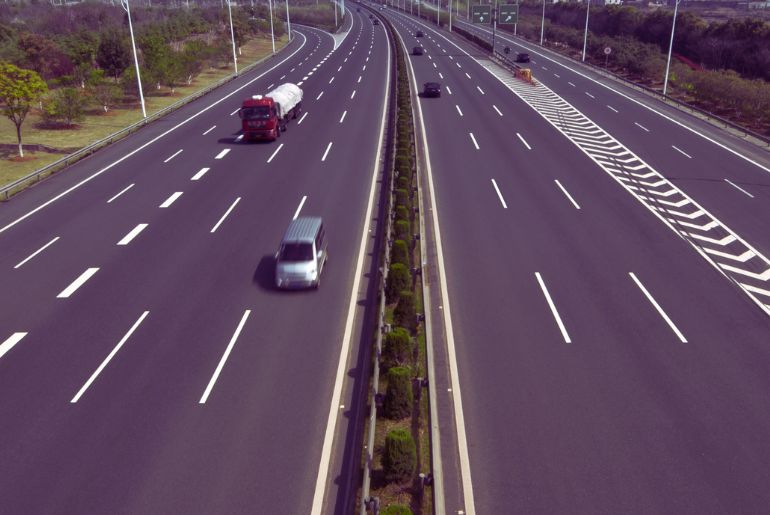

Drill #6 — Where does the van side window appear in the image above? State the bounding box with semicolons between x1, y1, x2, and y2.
316;226;324;249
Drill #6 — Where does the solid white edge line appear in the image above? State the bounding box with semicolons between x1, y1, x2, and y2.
159;191;183;208
554;179;581;210
267;143;285;163
293;195;307;220
210;197;241;233
298;111;309;125
310;13;391;515
491;179;508;208
163;149;183;163
107;183;134;203
535;272;572;343
0;332;27;360
57;267;99;298
117;223;148;246
14;236;60;269
0;32;309;236
214;148;230;160
191;167;210;181
629;273;687;343
321;141;333;162
724;178;755;198
199;310;251;404
70;311;149;403
202;125;216;136
516;132;532;150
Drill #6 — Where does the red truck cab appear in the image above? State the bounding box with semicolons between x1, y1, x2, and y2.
239;95;281;141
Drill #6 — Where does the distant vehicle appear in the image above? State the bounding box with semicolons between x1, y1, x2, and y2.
373;18;380;25
423;82;441;98
412;46;424;56
275;217;328;289
416;30;424;37
239;83;303;141
515;52;530;63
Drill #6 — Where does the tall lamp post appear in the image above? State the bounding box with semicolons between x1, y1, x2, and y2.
227;0;238;75
121;0;146;118
663;0;681;96
539;0;545;45
285;0;292;40
581;0;590;62
269;0;275;53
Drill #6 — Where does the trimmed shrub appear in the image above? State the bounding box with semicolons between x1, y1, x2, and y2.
395;205;410;222
386;264;411;303
394;219;411;243
394;291;417;331
397;176;411;190
382;326;412;370
383;428;417;483
391;239;410;267
395;155;412;174
384;367;413;419
382;505;413;515
395;189;410;208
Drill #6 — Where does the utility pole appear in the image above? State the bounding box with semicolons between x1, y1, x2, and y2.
121;0;146;118
663;0;681;96
582;0;590;62
227;0;238;74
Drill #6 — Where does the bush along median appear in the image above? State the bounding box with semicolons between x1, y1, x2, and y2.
359;12;432;515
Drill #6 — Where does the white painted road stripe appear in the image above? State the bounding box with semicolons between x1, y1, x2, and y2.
117;223;148;246
469;133;479;150
607;105;618;113
358;75;362;83
322;142;333;162
476;85;485;95
554;180;581;210
585;92;595;99
191;167;210;181
235;134;243;142
202;125;216;136
725;178;754;198
672;145;692;159
446;86;452;95
57;268;99;298
230;108;240;116
535;272;572;343
267;143;284;163
339;110;348;123
465;72;471;79
211;198;241;233
317;91;324;100
635;122;650;132
71;311;149;403
214;149;230;160
0;332;27;360
568;81;576;87
298;111;309;125
439;72;444;79
107;184;134;203
491;179;507;208
493;105;503;116
629;273;687;343
15;237;59;269
455;105;463;117
160;192;183;208
329;76;335;84
199;310;251;404
517;132;532;150
293;195;307;220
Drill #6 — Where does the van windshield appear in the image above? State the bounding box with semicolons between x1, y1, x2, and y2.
279;243;314;262
241;106;271;120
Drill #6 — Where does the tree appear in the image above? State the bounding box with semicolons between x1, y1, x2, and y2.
42;87;87;127
17;32;73;80
96;30;131;81
0;63;48;158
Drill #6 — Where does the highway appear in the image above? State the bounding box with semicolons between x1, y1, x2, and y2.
0;10;390;515
379;4;770;514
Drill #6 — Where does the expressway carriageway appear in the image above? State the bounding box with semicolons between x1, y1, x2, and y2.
381;5;770;514
0;9;389;515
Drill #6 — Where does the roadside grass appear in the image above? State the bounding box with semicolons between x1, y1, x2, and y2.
0;35;287;188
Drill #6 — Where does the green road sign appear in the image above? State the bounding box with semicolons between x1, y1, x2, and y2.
498;4;518;24
471;5;492;24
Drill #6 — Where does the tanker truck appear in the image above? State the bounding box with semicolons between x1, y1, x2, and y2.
239;83;303;141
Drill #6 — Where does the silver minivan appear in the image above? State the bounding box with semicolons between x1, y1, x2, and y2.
275;217;327;289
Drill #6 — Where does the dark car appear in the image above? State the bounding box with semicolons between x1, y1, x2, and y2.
416;30;424;37
412;46;424;56
373;18;380;25
423;82;441;98
515;52;530;63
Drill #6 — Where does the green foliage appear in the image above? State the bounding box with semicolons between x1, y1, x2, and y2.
0;63;48;156
384;367;413;420
394;219;411;243
397;175;410;190
386;263;411;304
383;428;416;483
382;326;412;370
395;155;412;175
90;79;122;112
381;505;413;515
390;239;410;268
395;188;410;208
395;205;410;223
96;30;131;81
42;87;88;126
394;291;417;331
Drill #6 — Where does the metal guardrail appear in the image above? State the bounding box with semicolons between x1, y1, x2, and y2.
0;43;288;201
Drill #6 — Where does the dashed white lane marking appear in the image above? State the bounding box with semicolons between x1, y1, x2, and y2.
160;191;183;208
629;273;687;342
339;110;348;123
267;143;284;163
70;311;149;403
672;145;692;159
337;65;342;72
554;73;561;78
493;105;503;116
585;92;595;99
491;179;507;208
635;122;650;132
202;125;216;136
568;82;576;87
0;332;27;360
211;198;241;233
351;90;357;99
469;132;479;150
15;237;60;269
293;195;308;220
433;62;437;68
516;132;532;150
57;268;99;298
268;83;274;89
329;76;335;84
163;149;183;163
298;112;309;125
363;64;367;70
476;85;485;95
191;167;210;181
535;272;572;343
280;75;285;79
455;105;463;117
439;72;444;79
344;57;348;62
724;178;754;198
107;184;134;204
214;149;230;160
297;81;304;86
446;86;452;95
235;134;244;142
321;142;333;162
117;223;148;246
358;76;362;83
317;91;324;100
465;72;471;79
229;108;240;116
607;105;619;113
199;310;251;404
554;180;581;210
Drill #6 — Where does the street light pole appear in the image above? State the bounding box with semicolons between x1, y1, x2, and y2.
449;0;452;30
663;0;680;96
581;0;590;62
269;0;275;53
492;0;498;55
227;0;238;75
285;0;292;40
436;0;439;25
121;0;146;118
540;0;545;45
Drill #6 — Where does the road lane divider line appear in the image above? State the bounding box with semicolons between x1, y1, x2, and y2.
202;125;216;135
607;105;618;113
267;143;285;163
554;180;581;210
107;184;134;203
476;85;485;95
160;191;183;208
199;310;251;404
57;268;99;299
321;141;333;162
191;167;210;181
351;89;357;99
0;332;27;360
71;311;149;403
629;273;687;343
235;134;244;142
635;122;650;132
465;72;471;79
493;105;503;116
724;179;754;198
340;110;348;123
455;105;463;117
446;86;452;95
535;272;572;343
298;111;309;125
516;132;531;150
491;179;508;208
672;145;692;159
585;92;595;99
329;76;335;84
117;223;148;246
229;108;239;116
358;75;362;83
15;237;60;269
293;195;307;220
211;197;241;233
469;133;479;149
214;148;230;160
568;81;576;87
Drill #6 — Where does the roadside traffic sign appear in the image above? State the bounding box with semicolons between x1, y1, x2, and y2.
498;4;518;24
471;5;492;24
